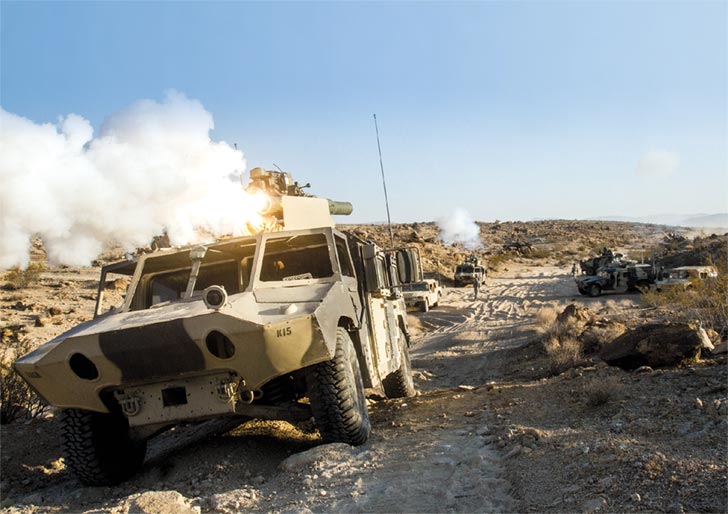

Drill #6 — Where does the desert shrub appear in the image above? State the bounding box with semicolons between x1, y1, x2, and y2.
643;274;728;335
526;247;551;259
534;306;559;333
487;253;511;271
583;375;622;407
2;262;46;290
1;337;48;424
544;336;583;375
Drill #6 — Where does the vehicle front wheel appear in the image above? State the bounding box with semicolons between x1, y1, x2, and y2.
382;328;416;398
306;328;371;445
588;284;602;297
61;408;147;486
420;299;430;312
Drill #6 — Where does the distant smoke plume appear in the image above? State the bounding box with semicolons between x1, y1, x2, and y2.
437;209;482;249
0;91;262;269
636;149;679;177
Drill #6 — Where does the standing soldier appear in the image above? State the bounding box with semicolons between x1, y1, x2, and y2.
472;274;480;300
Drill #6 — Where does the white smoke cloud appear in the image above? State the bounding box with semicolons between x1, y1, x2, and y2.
0;91;262;269
636;149;679;177
437;208;482;249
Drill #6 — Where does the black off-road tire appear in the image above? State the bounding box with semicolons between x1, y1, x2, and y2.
382;328;416;398
61;408;147;486
588;284;602;297
420;299;430;313
306;328;371;445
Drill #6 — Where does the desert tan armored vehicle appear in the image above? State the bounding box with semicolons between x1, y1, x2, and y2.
454;254;486;287
655;265;718;291
14;169;415;485
387;246;442;312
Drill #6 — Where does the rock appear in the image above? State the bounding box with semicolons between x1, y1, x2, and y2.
35;316;49;327
48;306;63;316
599;323;705;369
105;277;130;290
711;341;728;355
279;443;354;472
582;497;608;513
596;476;614;490
20;492;42;505
580;321;627;354
668;501;685;513
635;366;653;374
697;328;714;351
476;425;491;436
630;493;641;503
128;491;199;514
557;304;595;326
504;444;523;459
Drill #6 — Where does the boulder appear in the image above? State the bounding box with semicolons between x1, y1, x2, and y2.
580;320;627;354
556;304;595;327
599;323;705;370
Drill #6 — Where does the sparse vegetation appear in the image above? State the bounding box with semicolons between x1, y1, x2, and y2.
643;274;728;336
543;336;582;375
1;336;48;424
2;262;46;290
534;306;559;333
583;375;622;407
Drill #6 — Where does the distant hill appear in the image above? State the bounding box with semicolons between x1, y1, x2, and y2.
591;213;728;228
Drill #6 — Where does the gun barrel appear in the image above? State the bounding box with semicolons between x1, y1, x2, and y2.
327;200;353;216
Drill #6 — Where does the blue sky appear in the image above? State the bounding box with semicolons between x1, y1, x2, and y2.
2;1;726;223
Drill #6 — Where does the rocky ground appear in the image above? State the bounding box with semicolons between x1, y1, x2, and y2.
1;222;726;513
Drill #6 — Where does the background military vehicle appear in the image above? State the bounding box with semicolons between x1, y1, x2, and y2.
578;248;635;276
388;246;442;312
13;169;415;486
454;254;486;287
655;265;718;291
576;264;655;297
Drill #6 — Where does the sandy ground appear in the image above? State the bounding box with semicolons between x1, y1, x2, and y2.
1;261;726;513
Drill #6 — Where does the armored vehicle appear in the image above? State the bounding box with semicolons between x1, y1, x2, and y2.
655;265;718;292
576;264;654;297
454;254;486;287
14;169;415;486
388;246;442;312
579;248;634;276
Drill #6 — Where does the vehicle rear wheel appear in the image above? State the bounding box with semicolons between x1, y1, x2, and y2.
61;408;147;486
306;328;371;445
588;284;602;297
382;328;416;398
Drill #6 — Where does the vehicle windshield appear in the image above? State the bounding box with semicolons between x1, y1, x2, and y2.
259;233;333;282
402;283;428;292
668;270;689;279
129;237;257;310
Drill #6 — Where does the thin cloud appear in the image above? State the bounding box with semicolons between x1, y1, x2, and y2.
636;150;680;178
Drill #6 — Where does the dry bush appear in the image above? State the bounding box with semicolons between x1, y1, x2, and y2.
583;375;622;407
1;337;48;424
487;253;511;271
549;316;583;341
526;247;551;259
2;262;46;290
534;306;559;333
544;336;583;375
643;274;728;335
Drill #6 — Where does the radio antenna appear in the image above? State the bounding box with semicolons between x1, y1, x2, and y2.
373;113;394;246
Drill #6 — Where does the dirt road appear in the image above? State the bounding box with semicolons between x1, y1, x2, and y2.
4;263;723;514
